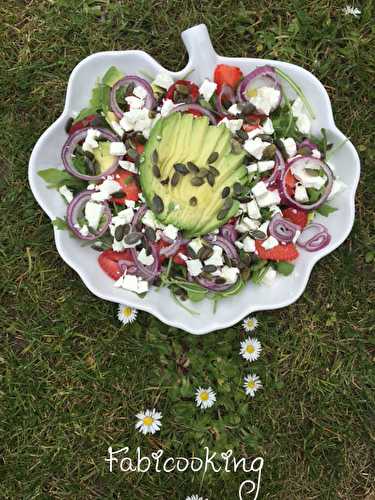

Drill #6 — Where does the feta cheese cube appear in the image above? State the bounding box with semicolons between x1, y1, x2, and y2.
261;235;279;250
160;98;175;117
235;241;244;250
85;201;104;231
91;179;121;202
188;238;203;254
125;95;144;110
133;85;148;100
249;87;281;115
294;184;309;203
218;117;243;134
199;79;217;101
247;199;261;219
258;220;269;234
312;149;321;159
291;160;327;190
280;137;297;158
262;267;277;286
246;163;258;174
142;210;165;230
243;236;256;253
119;160;138;174
109;142;127;156
137;278;149;294
59;185;73;203
251;181;268;197
244;137;269;160
82;128;101;152
262;117;274;135
247;127;263;139
138;248;155;266
256;189;281;208
163;224;179;241
153;72;174;90
118;274;139;292
220;265;239;284
296;114;311;134
257;160;275;173
242;217;261;230
187;259;203;277
227;103;241;115
204;245;224;267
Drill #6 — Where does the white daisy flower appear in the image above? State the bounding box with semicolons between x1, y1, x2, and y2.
240;337;262;362
242;316;258;332
135;409;162;435
117;304;138;324
243;374;263;397
342;6;361;17
186;495;207;500
195;387;216;410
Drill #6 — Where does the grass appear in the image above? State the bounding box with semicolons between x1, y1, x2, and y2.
1;0;374;498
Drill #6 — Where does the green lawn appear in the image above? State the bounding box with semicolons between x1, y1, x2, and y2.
1;1;374;498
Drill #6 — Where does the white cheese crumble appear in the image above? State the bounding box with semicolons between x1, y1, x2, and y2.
133;85;148;100
82;128;101;152
291;160;327;190
246;163;258;174
227;103;241;115
119;160;138;174
247;199;261;219
262;267;277;286
204;245;224;267
187;259;203;277
199;79;217;101
243;236;256;253
109;142;127;156
74;223;90;237
258;220;270;234
163;224;179;241
114;274;148;294
312;149;321;159
280;137;297;158
256;189;281;208
142;210;165;230
244;137;269;160
257;160;275;173
294;184;309;203
58;185;73;203
138;248;154;266
251;181;268;197
247;127;263;139
218;117;243;134
261;235;279;250
85;201;104;231
119;108;154;138
153;72;174;90
160;98;176;117
217;265;239;284
91;179;121;202
188;238;203;254
125;95;144;110
249;87;280;115
262;117;274;135
291;97;311;134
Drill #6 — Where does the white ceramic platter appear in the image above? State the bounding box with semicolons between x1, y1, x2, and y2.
28;24;360;334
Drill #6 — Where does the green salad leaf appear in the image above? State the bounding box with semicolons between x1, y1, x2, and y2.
316;203;338;217
38;168;86;189
275;261;295;276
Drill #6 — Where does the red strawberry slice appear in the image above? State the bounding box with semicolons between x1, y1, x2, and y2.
214;64;243;90
255;240;299;261
98;250;133;280
282;208;308;228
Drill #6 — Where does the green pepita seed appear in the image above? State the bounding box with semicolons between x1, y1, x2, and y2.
223;197;234;210
217;208;229;220
112;191;125;199
233;182;243;195
152;164;161;178
203;264;217;273
187;161;199;174
123;223;131;235
262;144;276;160
151;149;158;164
160;177;169;186
191;176;204;186
114;225;126;241
237;195;252;203
209;165;219;176
231;139;243;154
124;232;142;245
240;102;257;115
241;268;251;281
84;156;98;176
207;172;215;187
174;163;189;175
84;150;95;161
297;146;312;156
207;151;219;163
198;246;214;261
249;229;267;240
197;168;209;178
236;129;248;141
171;172;180;187
152;194;164;214
189;196;198;207
215;277;227;285
221;186;230;198
65;117;74;134
187;247;197;259
257;134;273;143
144;226;156;241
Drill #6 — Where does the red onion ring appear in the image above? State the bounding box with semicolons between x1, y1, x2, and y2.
194;276;234;292
296;223;331;252
204;235;239;263
66;190;111;240
168;103;218;124
110;75;156;119
215;84;236;115
62;127;119;181
131;204;148;230
130;243;160;281
279;157;334;211
220;224;238;245
299;138;318;153
264;148;285;188
268;214;301;243
237;65;281;113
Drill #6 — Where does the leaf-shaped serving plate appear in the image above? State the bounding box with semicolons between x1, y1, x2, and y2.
29;24;360;334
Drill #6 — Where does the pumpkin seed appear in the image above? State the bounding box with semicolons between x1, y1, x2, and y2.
239;102;257;114
198;246;214;261
112;191;125;199
233;182;243;195
174;163;189;175
231;139;243;154
207;151;219;163
257;134;273;143
297;146;312;156
203;264;217;273
152;194;164;214
249;229;267;240
200;272;214;280
124;82;135;96
144;226;156;241
65;117;74;133
127;148;139;161
237;195;252;203
151;149;158;164
241;268;251;281
275;139;288;159
217;208;228;220
123;223;131;235
160;177;169;186
84;150;95;161
223;196;234;210
187;247;197;259
171;172;180;187
221;186;230;198
152;164;161;178
187;161;199;174
191;176;204;186
209;165;219;176
189;196;198;207
114;225;126;241
124;232;142;245
215;277;227;284
207;172;215;187
262;144;276;160
84;156;98;175
236;129;248;141
197;167;209;178
148;110;157;119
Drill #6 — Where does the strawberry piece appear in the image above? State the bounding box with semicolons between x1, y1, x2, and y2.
214;64;243;90
282;208;308;228
255;240;299;261
98;250;133;280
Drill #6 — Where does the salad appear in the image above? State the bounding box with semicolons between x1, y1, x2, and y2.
39;62;346;309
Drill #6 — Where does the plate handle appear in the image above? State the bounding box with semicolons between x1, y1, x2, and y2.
181;24;217;81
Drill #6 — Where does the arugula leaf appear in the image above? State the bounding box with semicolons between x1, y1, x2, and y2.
307;187;324;203
275;261;294;276
251;261;269;284
52;217;68;230
272;104;300;139
90;83;110;113
38;168;86;189
316;203;338;217
72;106;97;124
101;66;124;87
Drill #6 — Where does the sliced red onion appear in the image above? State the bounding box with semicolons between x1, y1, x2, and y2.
168;103;218;124
237;65;281;112
296;223;331;252
220;224;238;245
204;235;239;263
299;138;318;152
131;204;148;230
269;214;301;243
62;127;119;181
66;190;111;240
215;84;236;115
130;243;160;282
279;157;334;211
160;237;182;257
264;148;285;188
194;276;234;292
110;75;156;118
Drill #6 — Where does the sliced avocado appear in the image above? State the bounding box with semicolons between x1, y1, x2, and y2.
102;66;124;87
139;113;247;237
92;142;116;173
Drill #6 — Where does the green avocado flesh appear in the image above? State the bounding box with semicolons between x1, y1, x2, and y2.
92;142;116;173
139;113;247;237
